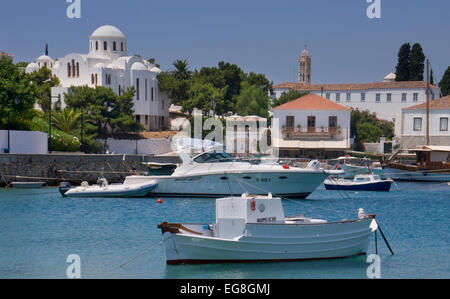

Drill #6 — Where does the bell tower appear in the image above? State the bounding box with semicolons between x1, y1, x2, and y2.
298;44;311;84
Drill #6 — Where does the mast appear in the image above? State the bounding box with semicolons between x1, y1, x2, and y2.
426;59;430;146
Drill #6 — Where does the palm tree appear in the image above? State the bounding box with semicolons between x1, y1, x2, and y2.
52;108;81;134
172;59;192;81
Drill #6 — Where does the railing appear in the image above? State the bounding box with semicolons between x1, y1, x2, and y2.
282;127;343;139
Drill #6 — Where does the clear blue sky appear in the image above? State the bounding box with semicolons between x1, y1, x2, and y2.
1;0;449;85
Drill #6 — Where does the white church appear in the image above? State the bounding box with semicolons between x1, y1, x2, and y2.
26;24;171;131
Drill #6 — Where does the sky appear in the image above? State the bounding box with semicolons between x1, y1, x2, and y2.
1;0;449;86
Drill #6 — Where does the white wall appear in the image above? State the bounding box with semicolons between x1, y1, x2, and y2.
402;109;450;137
0;130;48;154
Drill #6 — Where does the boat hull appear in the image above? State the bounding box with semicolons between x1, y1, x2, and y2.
124;171;328;199
324;180;392;191
63;181;158;198
161;219;373;264
383;167;450;182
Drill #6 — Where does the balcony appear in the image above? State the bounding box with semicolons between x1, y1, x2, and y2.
282;126;343;140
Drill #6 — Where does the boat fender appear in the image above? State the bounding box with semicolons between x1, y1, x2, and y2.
282;164;290;169
251;200;256;211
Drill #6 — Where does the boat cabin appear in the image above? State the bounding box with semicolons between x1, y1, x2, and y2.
215;193;285;239
414;146;450;170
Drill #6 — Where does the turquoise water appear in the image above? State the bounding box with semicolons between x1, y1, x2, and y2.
0;182;449;279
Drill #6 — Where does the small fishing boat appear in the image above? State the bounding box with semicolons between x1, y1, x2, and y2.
324;174;393;192
59;177;158;198
157;193;378;265
333;156;385;179
11;182;45;188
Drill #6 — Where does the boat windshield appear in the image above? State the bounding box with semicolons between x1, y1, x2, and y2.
193;152;236;163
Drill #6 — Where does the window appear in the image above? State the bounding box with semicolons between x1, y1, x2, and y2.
440;117;449;131
145;115;149;125
151;87;154;101
91;74;95;85
76;62;79;77
113;41;117;51
72;60;75;77
67;63;71;77
104;41;107;51
121;42;124;51
326;93;330;100
335;93;340;102
387;93;392;102
402;93;407;102
413;93;419;102
361;93;366;102
413;117;422;131
376;93;381;102
162;100;164;110
95;74;98;86
286;116;295;130
136;78;140;100
329;116;337;128
145;79;148;100
96;41;98;51
118;85;121;96
346;93;351;102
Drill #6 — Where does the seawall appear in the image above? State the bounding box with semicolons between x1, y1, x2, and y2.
0;154;181;186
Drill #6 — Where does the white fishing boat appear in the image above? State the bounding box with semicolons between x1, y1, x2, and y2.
324;174;393;192
333;156;385;179
158;193;378;264
124;151;342;199
59;178;158;198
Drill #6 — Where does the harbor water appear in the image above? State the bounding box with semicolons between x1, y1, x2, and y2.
0;181;449;279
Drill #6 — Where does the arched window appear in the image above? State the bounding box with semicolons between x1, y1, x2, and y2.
71;59;75;77
113;41;117;51
91;74;95;85
121;42;124;51
67;63;71;77
136;78;140;100
96;41;98;51
104;41;107;51
76;62;80;77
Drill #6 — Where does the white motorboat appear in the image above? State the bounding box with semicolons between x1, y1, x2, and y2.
158;193;378;264
324;174;393;192
124;151;341;199
59;178;158;198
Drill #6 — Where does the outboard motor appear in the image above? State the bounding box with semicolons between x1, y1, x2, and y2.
306;160;321;170
59;182;71;197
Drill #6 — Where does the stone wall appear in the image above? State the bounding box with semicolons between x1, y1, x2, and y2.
0;154;181;186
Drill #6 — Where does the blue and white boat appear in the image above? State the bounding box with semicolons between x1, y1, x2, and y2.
324;174;393;192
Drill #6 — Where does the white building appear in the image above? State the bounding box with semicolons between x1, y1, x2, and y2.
26;25;171;131
398;95;450;149
272;94;351;159
273;73;441;125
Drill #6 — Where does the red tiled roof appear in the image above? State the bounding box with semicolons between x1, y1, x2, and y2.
403;95;450;110
273;94;351;111
274;81;439;91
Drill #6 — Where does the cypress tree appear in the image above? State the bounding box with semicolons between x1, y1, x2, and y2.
430;69;434;85
45;43;48;56
395;43;410;81
409;43;425;81
439;66;450;96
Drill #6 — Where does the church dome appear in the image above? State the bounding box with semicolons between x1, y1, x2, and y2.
300;45;310;57
90;25;126;39
150;66;161;73
37;55;52;61
131;62;147;71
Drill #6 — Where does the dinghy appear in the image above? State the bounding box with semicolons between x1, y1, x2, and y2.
59;178;158;198
157;193;378;264
324;174;393;192
11;182;45;188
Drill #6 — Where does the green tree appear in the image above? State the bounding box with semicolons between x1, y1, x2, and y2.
356;123;382;143
272;90;309;107
409;43;425;81
0;57;38;130
244;72;273;95
395;43;411;81
51;108;81;134
172;59;192;81
438;66;450;96
183;80;225;116
28;66;60;114
234;82;269;118
157;71;190;106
